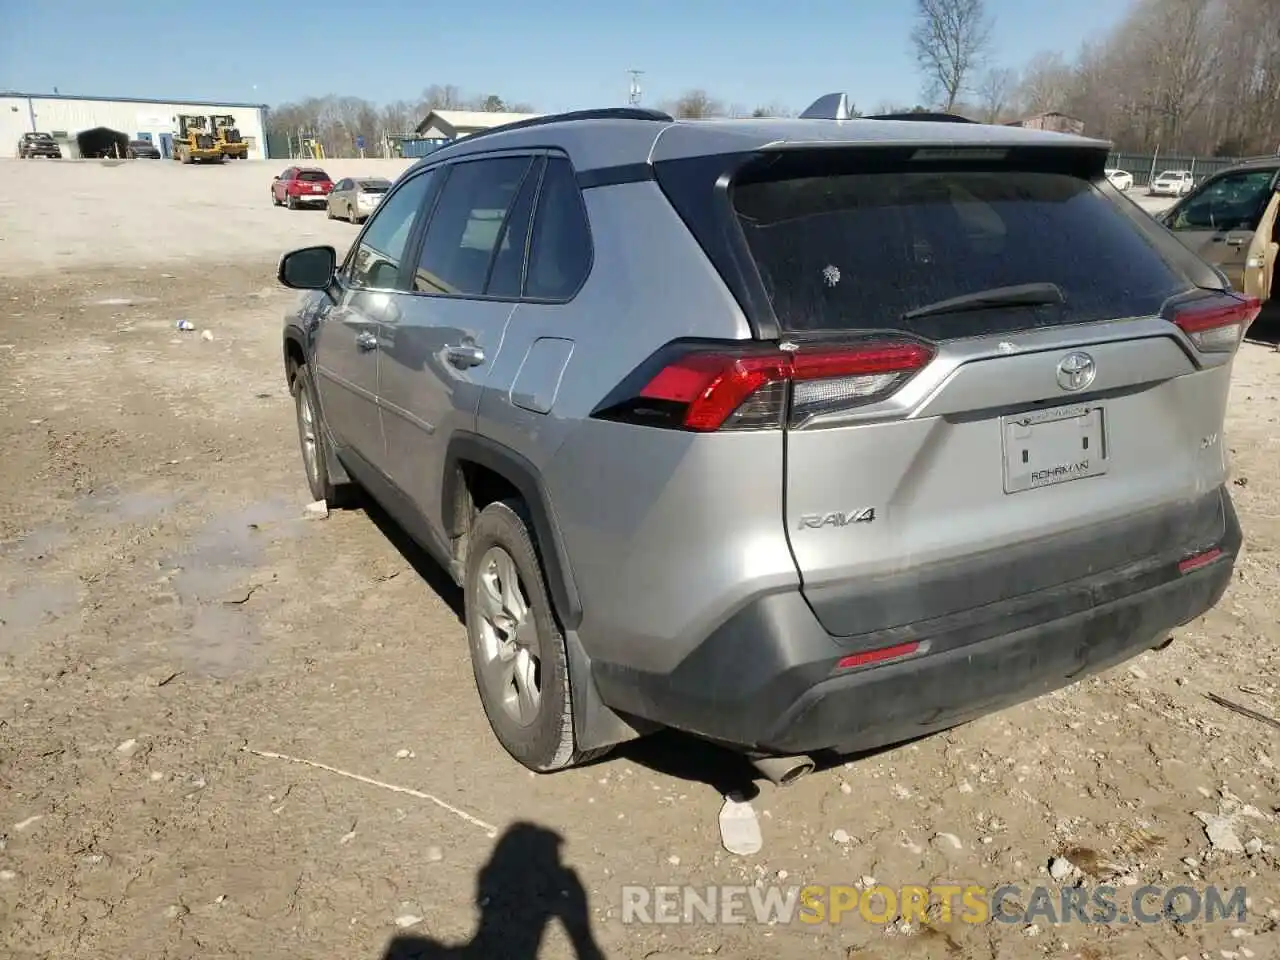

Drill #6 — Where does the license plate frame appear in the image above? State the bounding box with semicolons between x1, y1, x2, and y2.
1001;402;1107;494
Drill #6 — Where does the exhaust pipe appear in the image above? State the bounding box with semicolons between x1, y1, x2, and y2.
751;754;816;786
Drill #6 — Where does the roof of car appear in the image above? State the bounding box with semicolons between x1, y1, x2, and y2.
409;108;1113;177
1218;155;1280;173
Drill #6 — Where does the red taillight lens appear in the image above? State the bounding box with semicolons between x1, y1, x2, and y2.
638;352;791;431
1169;293;1260;354
597;341;934;432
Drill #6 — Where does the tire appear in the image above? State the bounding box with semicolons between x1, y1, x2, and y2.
287;193;298;210
272;189;281;207
326;200;335;219
464;500;604;772
348;202;358;224
291;364;357;508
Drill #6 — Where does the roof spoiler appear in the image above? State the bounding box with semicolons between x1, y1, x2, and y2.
866;111;974;123
799;93;976;123
798;92;853;121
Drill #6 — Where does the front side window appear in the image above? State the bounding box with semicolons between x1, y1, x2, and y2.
413;156;535;296
346;170;437;290
1167;169;1277;233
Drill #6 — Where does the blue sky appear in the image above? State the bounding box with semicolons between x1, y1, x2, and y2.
1;0;1129;113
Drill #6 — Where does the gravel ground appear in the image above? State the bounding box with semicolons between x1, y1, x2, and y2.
2;158;1279;960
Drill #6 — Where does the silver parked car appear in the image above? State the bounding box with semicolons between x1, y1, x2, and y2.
326;177;392;223
277;99;1251;781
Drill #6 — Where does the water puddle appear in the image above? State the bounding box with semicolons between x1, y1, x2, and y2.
0;523;71;561
0;486;176;564
0;573;79;654
80;487;177;523
163;496;307;675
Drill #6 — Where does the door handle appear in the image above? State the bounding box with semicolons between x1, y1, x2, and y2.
445;343;485;368
1226;236;1246;247
356;331;378;351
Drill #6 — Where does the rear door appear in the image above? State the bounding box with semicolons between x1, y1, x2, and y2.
1162;166;1279;292
728;147;1240;638
378;153;540;532
275;168;294;202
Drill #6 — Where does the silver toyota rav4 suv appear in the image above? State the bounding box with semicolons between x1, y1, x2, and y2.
278;98;1254;782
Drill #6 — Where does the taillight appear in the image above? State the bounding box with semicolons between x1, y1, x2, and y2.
593;340;934;432
1167;292;1260;354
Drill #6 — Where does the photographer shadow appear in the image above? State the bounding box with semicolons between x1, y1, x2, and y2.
380;821;606;960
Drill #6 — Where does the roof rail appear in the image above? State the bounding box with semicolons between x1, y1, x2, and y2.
437;106;674;147
866;111;975;123
799;92;853;121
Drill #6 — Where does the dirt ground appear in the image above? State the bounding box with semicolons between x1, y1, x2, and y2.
2;158;1280;960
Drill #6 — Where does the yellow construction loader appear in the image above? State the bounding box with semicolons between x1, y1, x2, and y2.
209;114;248;160
171;115;224;164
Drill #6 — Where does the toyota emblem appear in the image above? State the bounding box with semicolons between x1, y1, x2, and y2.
1056;352;1096;392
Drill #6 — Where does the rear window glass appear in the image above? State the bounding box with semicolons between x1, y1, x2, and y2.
297;170;330;182
732;169;1188;339
359;180;391;193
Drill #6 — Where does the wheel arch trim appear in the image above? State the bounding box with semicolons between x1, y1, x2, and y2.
443;432;583;631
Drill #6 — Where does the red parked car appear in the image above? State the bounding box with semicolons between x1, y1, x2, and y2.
272;166;334;209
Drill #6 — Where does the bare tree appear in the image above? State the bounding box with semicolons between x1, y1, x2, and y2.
264;84;539;158
910;0;992;111
976;67;1017;122
750;102;795;118
1015;52;1075;115
669;89;725;119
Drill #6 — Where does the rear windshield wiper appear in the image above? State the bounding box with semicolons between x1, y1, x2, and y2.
902;282;1065;321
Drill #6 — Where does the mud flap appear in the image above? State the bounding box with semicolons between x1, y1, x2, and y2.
563;627;655;751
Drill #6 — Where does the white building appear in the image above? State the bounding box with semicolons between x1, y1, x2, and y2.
414;109;540;141
1;92;269;159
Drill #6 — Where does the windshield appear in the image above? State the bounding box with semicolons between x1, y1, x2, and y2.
733;163;1188;339
26;133;54;140
1157;171;1186;179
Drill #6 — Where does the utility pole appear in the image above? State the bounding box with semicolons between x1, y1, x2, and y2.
628;69;644;106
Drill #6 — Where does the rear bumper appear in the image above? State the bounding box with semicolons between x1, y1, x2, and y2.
591;488;1240;756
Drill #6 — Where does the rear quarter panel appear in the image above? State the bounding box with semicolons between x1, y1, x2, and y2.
475;180;799;672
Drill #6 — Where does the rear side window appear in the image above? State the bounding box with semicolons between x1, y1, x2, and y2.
484;158;543;299
414;156;534;297
525;157;592;300
732;166;1189;339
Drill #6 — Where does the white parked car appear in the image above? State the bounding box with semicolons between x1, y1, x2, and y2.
1105;168;1134;191
1148;170;1195;197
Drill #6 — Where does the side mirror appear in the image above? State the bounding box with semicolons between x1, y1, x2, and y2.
278;245;337;290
